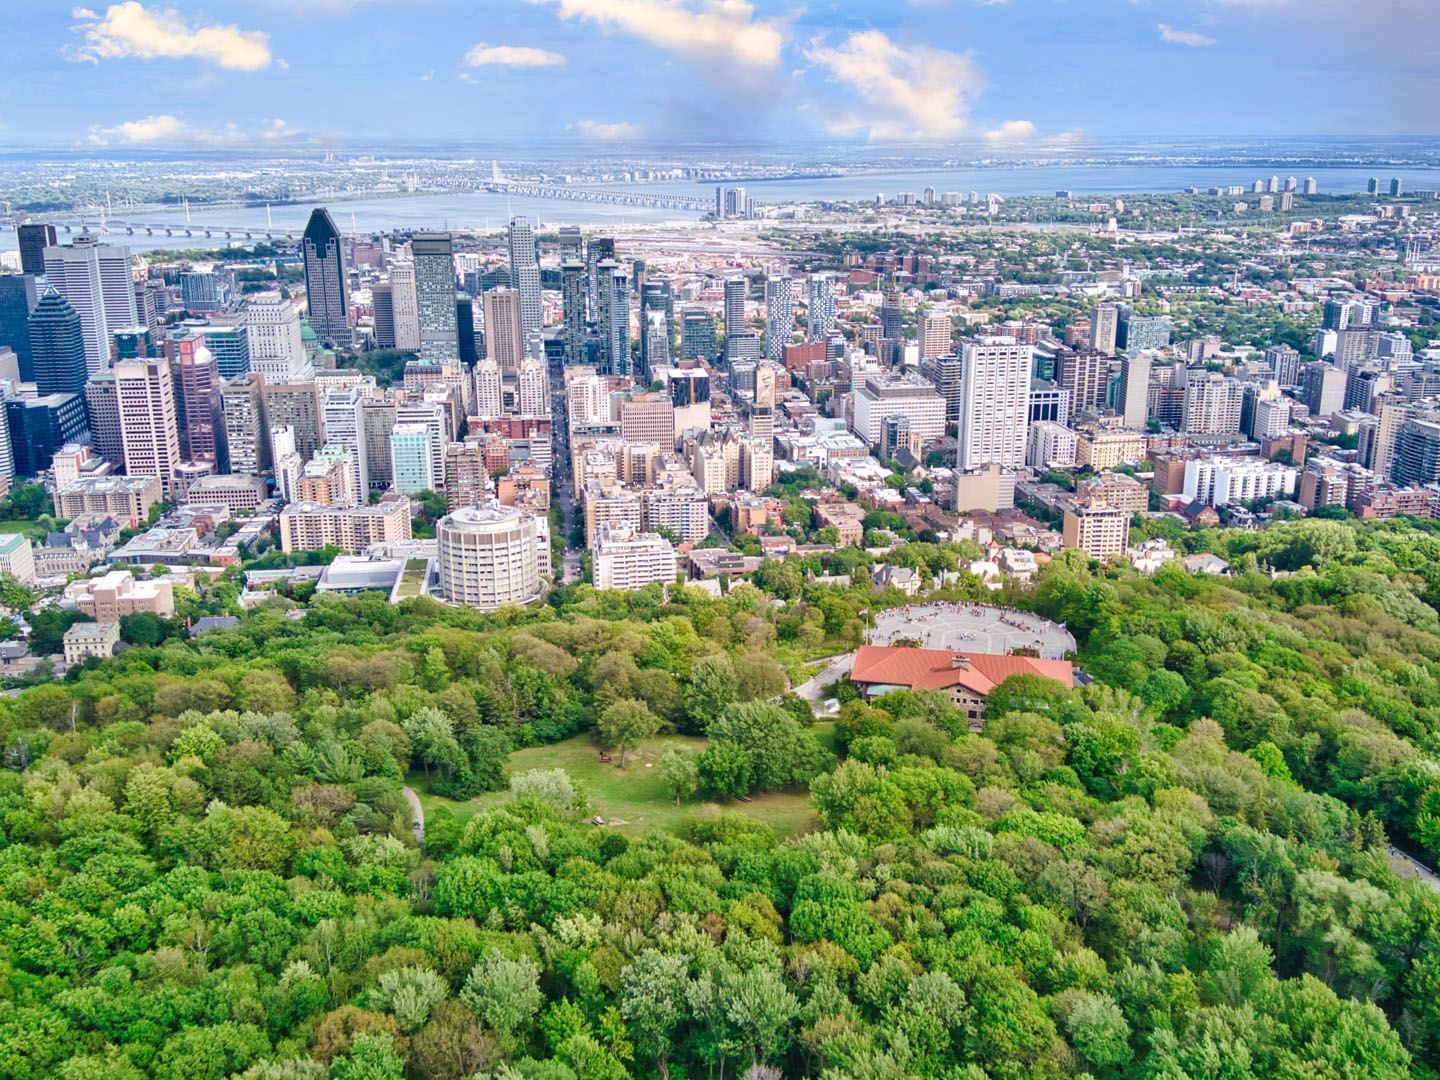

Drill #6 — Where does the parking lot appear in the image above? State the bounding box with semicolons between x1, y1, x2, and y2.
868;603;1076;660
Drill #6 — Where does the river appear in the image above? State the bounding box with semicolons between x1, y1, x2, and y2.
4;162;1438;255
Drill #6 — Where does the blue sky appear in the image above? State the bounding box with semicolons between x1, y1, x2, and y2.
2;1;1436;150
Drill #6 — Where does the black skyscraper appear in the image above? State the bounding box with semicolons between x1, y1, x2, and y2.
300;208;351;345
16;224;56;277
29;288;89;395
0;274;38;379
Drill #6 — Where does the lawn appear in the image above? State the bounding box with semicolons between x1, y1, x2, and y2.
0;519;49;541
411;732;819;839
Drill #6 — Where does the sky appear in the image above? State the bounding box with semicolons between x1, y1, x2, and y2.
1;0;1437;152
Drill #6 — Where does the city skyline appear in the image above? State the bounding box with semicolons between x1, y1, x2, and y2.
3;1;1437;152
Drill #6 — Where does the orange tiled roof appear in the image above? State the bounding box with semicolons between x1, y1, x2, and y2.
848;645;1074;696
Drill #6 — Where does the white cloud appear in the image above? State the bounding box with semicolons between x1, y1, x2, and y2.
87;114;303;146
1158;23;1217;46
984;119;1036;144
567;119;646;140
538;0;783;84
464;43;567;68
70;3;273;70
805;30;984;141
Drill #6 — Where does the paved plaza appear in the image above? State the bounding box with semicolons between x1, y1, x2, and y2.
868;603;1076;660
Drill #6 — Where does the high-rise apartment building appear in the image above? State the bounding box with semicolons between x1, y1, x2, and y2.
390;422;436;493
1182;372;1244;435
29;288;88;395
1090;303;1121;354
436;503;542;610
723;276;747;357
517;357;548;417
764;274;794;361
596;261;630;375
412;232;459;362
264;382;324;461
1055;347;1109;413
585;236;615;319
958;338;1032;471
506;216;542;357
219;374;268;476
561;258;586;366
388;260;421;351
300;208;350;345
807;273;836;342
681;307;716;363
1117;352;1151;429
115;358;181;497
43;236;139;374
84;373;123;465
920;313;952;360
322;386;370;493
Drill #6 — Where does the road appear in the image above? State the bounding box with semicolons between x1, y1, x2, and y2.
401;786;425;849
1390;845;1440;893
794;652;855;704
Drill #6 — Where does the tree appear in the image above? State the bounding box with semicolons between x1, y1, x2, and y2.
658;745;699;804
697;740;753;799
620;950;690;1080
687;653;738;732
597;698;661;767
460;953;544;1050
368;966;449;1034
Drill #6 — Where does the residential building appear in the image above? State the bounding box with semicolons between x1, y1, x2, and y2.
764;273;794;361
1300;362;1346;417
57;474;162;523
116;358;181;497
1027;420;1078;469
1183;372;1244;435
278;495;412;552
852;374;946;448
1182;457;1299;506
507;216;543;357
264;382;323;461
435;502;542;610
959;337;1031;470
1117;352;1151;428
1090;303;1121;354
390;422;436;493
593;526;676;591
219;374;268;476
807;273;836;341
920;313;952;360
1063;501;1131;560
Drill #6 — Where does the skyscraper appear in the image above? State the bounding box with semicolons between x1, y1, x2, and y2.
371;282;395;348
85;373;123;465
43;235;139;374
115;358;181;497
473;358;502;418
1090;303;1120;354
28;288;87;395
723;276;747;359
507;216;542;357
880;286;903;363
171;336;219;463
596;261;630;375
1118;352;1151;429
561;258;586;366
640;280;672;378
412;232;460;362
389;260;421;351
16;224;56;277
681;307;717;363
220;374;269;476
301;208;352;345
920;313;952;360
807;272;836;342
958;338;1032;471
482;287;525;373
586;236;615;319
323;386;370;493
0;274;40;380
246;295;310;382
765;274;794;362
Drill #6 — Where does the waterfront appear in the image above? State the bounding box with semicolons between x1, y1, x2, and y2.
4;161;1438;255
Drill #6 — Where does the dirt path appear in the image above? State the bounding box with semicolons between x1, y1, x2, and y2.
402;786;425;849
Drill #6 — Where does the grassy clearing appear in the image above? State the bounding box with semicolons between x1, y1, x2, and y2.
0;520;49;540
412;732;819;839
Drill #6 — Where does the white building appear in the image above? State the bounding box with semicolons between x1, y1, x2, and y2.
959;337;1032;470
1182;372;1244;435
565;366;612;429
1182;457;1298;507
435;503;542;610
517;357;549;416
43;236;138;374
388;260;421;350
851;374;947;448
473;358;502;419
592;526;676;591
1026;421;1078;470
322;385;370;493
246;295;312;382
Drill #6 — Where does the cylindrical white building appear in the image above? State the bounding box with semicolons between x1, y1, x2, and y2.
435;503;541;610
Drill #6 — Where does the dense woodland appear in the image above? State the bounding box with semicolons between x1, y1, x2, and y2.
5;517;1440;1077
